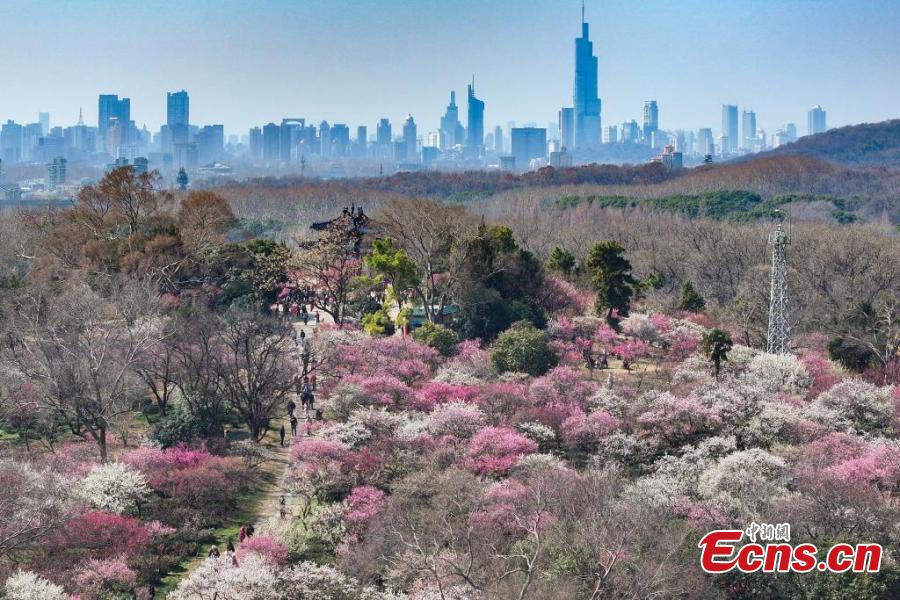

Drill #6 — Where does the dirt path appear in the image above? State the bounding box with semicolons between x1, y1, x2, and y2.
253;310;333;530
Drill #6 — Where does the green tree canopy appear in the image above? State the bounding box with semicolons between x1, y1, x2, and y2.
585;241;638;323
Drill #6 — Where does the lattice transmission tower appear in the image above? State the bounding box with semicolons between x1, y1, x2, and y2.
766;211;791;354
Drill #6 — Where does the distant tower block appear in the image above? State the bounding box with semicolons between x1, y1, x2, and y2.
766;211;791;354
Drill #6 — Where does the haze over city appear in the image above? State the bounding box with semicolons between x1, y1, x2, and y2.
2;0;900;133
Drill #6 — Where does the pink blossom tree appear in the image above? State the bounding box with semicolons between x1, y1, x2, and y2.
463;427;538;476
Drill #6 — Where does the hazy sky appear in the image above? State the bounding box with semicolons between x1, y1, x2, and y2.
2;0;899;137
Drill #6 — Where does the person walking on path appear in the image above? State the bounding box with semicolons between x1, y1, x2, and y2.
238;525;246;543
279;424;285;447
300;377;314;419
290;414;298;437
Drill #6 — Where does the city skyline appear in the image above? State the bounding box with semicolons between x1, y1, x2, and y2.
2;0;899;135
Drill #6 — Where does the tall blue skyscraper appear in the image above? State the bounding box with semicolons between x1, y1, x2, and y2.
167;90;190;149
98;95;130;132
573;5;601;148
466;80;484;159
721;104;739;154
440;91;463;150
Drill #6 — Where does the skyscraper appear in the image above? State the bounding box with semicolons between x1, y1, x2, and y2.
511;127;547;171
262;122;280;162
807;105;827;135
402;114;418;161
721;104;738;154
642;101;659;146
98;94;131;152
38;112;49;136
466;80;484;159
573;5;601;148
697;128;714;156
559;107;574;150
376;118;391;146
494;125;503;153
167;90;190;149
249;127;263;160
440;91;463;150
741;110;756;150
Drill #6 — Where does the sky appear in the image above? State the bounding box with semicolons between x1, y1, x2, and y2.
1;0;899;137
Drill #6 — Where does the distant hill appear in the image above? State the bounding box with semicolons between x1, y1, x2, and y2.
758;119;900;167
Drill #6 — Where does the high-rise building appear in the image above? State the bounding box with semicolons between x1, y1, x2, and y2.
440;91;463;150
319;121;331;158
402;114;418;161
38;112;49;136
721;104;738;154
511;127;547;171
262;123;280;162
167;90;190;150
741;110;756;150
785;123;798;141
376;118;391;147
603;125;618;144
249;127;263;160
494;125;503;153
573;7;601;148
559;107;574;150
807;105;827;135
697;128;714;156
642;101;659;146
98;94;131;152
466;81;484;159
331;124;351;157
356;125;368;157
621;120;639;144
196;125;224;164
45;157;66;188
1;121;24;163
279;119;305;162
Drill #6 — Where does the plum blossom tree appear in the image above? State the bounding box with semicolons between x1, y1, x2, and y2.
168;553;277;600
343;485;386;535
427;402;486;439
809;379;894;434
698;449;789;518
3;571;68;600
77;462;151;516
0;459;77;565
74;557;137;597
463;427;538;476
236;535;289;568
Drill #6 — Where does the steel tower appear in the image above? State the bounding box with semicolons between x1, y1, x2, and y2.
766;212;791;354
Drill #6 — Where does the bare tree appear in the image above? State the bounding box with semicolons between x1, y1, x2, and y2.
213;307;296;441
1;281;159;462
375;198;476;323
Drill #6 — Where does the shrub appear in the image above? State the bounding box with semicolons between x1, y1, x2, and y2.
490;322;557;376
412;322;458;356
362;308;395;336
